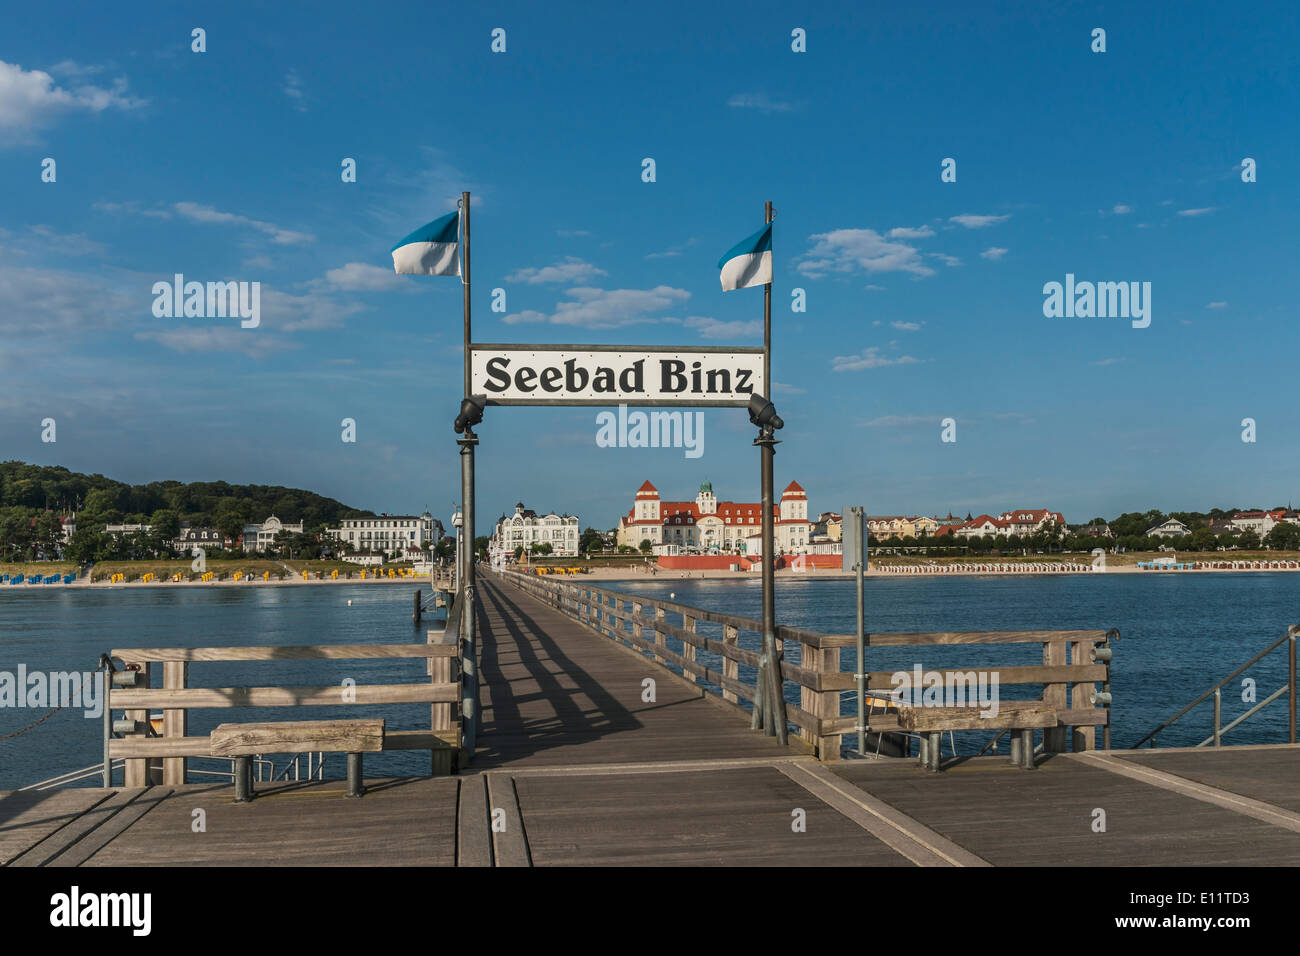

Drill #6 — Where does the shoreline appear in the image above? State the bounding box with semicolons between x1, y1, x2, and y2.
1;576;430;591
571;562;1300;582
6;562;1300;591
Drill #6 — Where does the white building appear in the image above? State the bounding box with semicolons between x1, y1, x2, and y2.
1146;518;1191;539
104;523;152;537
241;515;304;552
324;512;443;560
1229;511;1276;539
490;503;580;558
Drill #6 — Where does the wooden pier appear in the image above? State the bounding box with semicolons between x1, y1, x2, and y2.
3;572;1300;867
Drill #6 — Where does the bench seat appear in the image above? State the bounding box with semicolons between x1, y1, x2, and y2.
211;718;385;801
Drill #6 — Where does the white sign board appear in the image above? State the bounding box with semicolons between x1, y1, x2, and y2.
470;345;766;406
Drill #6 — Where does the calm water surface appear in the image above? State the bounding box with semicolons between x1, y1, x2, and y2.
1;574;1296;788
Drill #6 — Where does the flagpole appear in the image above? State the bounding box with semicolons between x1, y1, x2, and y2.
458;190;478;762
763;200;772;387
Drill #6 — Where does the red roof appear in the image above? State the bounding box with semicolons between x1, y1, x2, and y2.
636;480;658;494
783;480;806;495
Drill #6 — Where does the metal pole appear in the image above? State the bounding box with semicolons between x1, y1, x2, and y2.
462;191;471;395
852;506;866;755
763;200;772;387
758;428;787;744
458;191;478;761
100;671;111;790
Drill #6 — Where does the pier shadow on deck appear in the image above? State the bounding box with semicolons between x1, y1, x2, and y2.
471;577;800;768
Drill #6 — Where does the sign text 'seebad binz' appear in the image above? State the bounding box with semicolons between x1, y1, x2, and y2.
470;345;766;406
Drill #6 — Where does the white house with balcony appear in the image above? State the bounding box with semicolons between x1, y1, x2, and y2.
490;503;580;558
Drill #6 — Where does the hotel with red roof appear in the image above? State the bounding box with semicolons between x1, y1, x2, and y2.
616;479;813;553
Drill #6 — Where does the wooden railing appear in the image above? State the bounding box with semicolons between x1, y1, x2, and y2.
104;612;463;786
500;569;1113;759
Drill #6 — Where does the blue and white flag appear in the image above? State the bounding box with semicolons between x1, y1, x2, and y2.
392;211;461;276
718;222;772;291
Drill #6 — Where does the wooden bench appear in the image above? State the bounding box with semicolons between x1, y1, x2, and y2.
896;702;1059;771
210;719;385;801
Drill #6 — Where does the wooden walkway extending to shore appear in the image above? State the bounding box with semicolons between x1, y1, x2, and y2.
4;574;1300;866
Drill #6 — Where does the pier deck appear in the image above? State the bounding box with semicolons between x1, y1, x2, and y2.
4;576;1300;866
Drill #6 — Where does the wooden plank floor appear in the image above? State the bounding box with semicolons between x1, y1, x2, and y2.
830;750;1300;865
1115;746;1300;813
512;765;910;866
6;576;1300;866
472;576;804;768
80;777;459;867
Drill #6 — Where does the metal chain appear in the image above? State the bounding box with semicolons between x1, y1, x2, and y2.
0;671;95;742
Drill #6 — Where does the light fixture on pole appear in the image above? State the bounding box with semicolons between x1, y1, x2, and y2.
748;392;788;744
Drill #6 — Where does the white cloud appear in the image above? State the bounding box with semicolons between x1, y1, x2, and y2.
0;59;146;137
887;226;934;239
259;287;364;332
1206;301;1228;309
930;253;961;267
772;382;806;395
49;60;105;78
320;262;406;292
727;92;795;113
1112;204;1132;215
799;229;935;278
173;202;315;245
135;326;294;357
283;70;306;111
1090;357;1122;366
506;257;607;285
948;214;1010;229
831;347;920;372
557;229;591;238
0;263;134;342
25;224;106;257
503;285;690;329
681;316;763;340
890;320;922;331
980;247;1008;260
501;309;548;325
1177;207;1217;217
93;200;173;219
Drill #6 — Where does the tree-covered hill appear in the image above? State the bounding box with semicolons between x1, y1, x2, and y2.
0;460;373;535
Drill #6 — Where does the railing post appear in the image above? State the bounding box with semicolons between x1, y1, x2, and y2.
631;601;642;652
1042;640;1068;753
1213;687;1222;747
653;606;666;665
123;662;152;788
429;624;457;776
722;624;739;703
682;615;697;683
1070;638;1096;751
162;660;187;785
802;643;841;759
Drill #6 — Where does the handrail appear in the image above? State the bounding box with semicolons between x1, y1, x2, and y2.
103;633;463;787
1130;625;1298;748
498;568;1113;759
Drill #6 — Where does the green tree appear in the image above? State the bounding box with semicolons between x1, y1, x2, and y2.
639;539;653;553
1190;526;1217;552
1265;523;1300;551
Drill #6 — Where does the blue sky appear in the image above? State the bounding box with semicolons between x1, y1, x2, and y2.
3;0;1297;531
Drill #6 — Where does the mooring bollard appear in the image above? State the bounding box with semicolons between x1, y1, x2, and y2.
346;753;364;798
